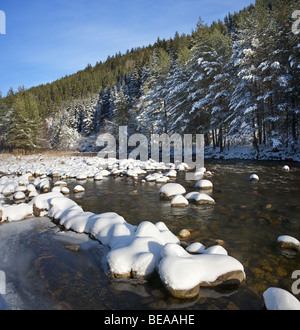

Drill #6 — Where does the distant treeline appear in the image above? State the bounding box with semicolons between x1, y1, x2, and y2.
0;0;299;155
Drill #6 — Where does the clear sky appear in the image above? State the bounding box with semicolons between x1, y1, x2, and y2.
0;0;255;96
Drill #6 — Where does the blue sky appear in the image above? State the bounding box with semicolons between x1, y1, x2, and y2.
0;0;255;96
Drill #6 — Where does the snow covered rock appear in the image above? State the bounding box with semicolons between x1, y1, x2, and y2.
155;176;170;184
61;187;70;195
277;235;300;252
73;185;85;193
250;174;259;181
94;172;103;181
282;165;290;172
178;229;191;239
186;242;228;255
186;242;205;254
164;169;177;178
263;288;300;310
195;179;213;190
28;190;39;200
1;181;18;196
159;183;186;200
145;173;163;182
13;191;26;201
76;173;87;180
158;243;245;299
0;203;33;222
107;221;179;280
37;178;51;193
29;192;64;217
185;192;216;205
54;181;67;187
171;195;189;208
48;196;83;221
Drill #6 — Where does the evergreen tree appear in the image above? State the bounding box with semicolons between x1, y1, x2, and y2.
7;90;40;150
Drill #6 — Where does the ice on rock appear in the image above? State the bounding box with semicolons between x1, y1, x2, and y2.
263;288;300;310
159;243;245;299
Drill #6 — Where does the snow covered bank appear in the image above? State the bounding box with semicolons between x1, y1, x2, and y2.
205;145;300;162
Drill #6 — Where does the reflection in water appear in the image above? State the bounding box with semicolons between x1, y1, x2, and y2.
0;160;299;310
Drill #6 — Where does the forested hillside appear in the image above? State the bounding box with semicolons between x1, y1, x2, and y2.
0;0;299;158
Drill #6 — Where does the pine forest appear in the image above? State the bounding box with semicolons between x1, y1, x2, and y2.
0;0;299;159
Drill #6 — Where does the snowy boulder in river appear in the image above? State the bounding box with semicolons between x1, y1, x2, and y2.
250;174;259;181
159;183;186;200
185;192;216;205
171;195;189;208
186;242;227;255
158;243;245;299
277;235;300;252
13;191;26;201
263;288;300;310
94;172;103;181
282;165;290;172
73;185;85;193
164;169;177;178
195;179;213;190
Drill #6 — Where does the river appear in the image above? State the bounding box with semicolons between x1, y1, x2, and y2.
0;159;299;310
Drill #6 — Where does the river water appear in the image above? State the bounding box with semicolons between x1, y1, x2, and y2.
0;159;299;310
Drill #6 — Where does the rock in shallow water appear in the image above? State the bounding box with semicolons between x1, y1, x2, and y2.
263;287;300;310
277;235;300;252
158;244;245;299
159;183;186;200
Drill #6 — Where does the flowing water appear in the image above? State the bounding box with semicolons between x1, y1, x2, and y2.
0;159;299;310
